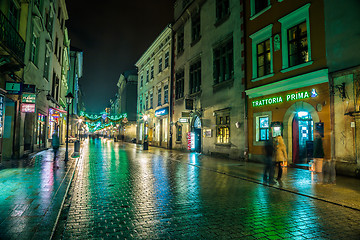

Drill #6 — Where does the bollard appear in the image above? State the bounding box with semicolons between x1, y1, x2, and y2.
74;140;80;153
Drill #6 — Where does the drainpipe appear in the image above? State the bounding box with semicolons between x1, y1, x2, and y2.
169;24;174;150
242;0;249;162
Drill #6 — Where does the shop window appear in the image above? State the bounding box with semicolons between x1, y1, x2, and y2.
216;0;230;23
216;112;230;144
213;38;233;84
288;22;308;67
175;70;184;99
162;118;168;142
279;4;312;71
258;116;269;141
164;84;169;104
190;60;201;94
164;51;169;69
176;125;182;142
191;12;201;44
253;111;272;145
250;24;273;80
177;26;184;55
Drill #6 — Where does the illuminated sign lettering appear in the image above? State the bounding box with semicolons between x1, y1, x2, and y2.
187;132;195;150
155;107;169;117
22;93;36;103
252;89;318;107
179;118;188;123
21;103;36;113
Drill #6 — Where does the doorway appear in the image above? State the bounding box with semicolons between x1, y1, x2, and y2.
292;111;313;164
193;116;202;153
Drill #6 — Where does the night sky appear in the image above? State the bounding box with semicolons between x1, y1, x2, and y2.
66;1;174;113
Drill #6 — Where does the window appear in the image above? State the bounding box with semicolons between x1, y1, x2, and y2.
192;12;201;43
54;37;58;56
216;112;230;144
164;84;169;104
150;92;153;109
158;87;162;106
34;0;41;10
257;39;271;78
216;0;229;22
250;0;270;17
177;26;184;55
250;24;273;80
278;4;311;71
150;65;154;79
45;10;53;34
288;22;308;67
30;32;39;66
43;48;50;79
146;69;149;83
176;125;182;142
258;116;269;141
139;97;143;112
9;1;19;30
253;111;272;145
190;60;201;94
140;75;143;87
164;51;169;69
145;95;149;110
158;57;163;73
175;70;184;99
213;38;233;84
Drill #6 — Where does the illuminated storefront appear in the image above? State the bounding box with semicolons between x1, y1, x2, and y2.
48;107;66;142
37;113;46;148
155;106;169;148
247;82;331;165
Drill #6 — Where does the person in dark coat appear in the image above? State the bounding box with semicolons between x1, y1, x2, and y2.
52;129;60;161
263;138;275;183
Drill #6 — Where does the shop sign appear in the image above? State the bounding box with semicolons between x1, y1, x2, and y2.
155;107;169;117
179;118;188;123
203;129;212;138
21;103;36;113
5;82;22;95
22;93;36;103
252;89;318;107
187;132;195;150
23;84;36;93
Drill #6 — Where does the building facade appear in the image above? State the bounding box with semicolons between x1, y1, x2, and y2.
136;26;172;148
324;0;360;176
245;1;330;165
172;0;246;159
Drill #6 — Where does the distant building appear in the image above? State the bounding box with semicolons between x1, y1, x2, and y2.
172;0;246;158
135;26;172;148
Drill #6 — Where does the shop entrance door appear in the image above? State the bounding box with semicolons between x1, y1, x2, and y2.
193;116;202;153
292;111;313;164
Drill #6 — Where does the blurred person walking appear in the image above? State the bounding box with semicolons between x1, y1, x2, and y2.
274;135;287;181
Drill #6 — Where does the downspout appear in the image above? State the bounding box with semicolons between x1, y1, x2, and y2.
169;24;174;150
242;0;249;162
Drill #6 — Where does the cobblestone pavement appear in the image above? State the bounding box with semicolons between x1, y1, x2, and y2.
57;139;360;240
0;145;77;240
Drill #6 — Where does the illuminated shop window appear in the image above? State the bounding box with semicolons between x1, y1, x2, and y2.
176;125;182;142
259;116;269;141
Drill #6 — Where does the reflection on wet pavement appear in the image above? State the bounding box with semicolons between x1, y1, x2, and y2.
61;139;360;239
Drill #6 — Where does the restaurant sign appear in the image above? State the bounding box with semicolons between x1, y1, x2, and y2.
252;89;318;107
22;93;36;103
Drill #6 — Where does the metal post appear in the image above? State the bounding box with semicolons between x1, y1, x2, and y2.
65;103;70;161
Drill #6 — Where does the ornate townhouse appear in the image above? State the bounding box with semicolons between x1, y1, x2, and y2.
172;0;246;158
244;0;330;165
136;26;172;148
0;0;28;160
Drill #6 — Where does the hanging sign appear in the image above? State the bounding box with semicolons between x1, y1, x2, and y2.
21;103;36;113
22;84;36;93
179;118;188;123
252;89;318;107
187;132;195;150
5;82;22;95
22;93;36;103
155;107;169;117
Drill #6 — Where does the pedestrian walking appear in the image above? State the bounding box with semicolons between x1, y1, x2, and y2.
274;135;287;181
263;138;275;184
52;129;60;162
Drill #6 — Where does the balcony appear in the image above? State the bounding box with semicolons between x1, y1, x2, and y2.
0;10;25;66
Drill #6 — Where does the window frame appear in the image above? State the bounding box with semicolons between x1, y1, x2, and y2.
250;24;273;81
215;0;230;23
253;111;272;146
175;70;185;100
30;31;40;66
158;87;162;106
164;84;169;104
190;60;201;94
215;111;230;144
158;56;163;73
191;12;201;44
177;26;185;55
213;37;234;85
164;51;169;69
279;3;312;72
176;125;182;142
287;22;309;68
250;0;271;19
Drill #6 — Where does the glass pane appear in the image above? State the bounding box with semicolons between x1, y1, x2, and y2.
259;117;269;128
258;66;264;77
257;43;264;54
258;56;264;66
265;39;270;51
299;22;307;36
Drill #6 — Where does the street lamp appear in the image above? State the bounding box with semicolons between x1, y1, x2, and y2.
65;92;74;162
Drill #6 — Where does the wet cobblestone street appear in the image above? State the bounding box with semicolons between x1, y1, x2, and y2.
56;139;360;239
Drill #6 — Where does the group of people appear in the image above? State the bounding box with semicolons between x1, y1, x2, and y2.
263;135;288;184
